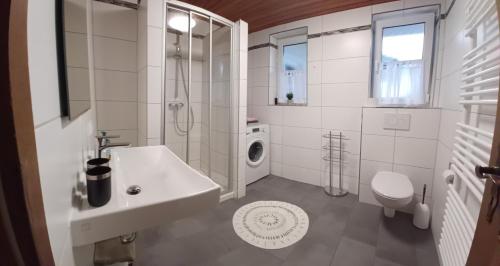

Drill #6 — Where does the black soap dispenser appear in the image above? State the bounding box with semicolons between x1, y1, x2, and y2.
85;166;111;207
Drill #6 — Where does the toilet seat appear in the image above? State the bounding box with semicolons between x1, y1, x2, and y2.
371;171;413;200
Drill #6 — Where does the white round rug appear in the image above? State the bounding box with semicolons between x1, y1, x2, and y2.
232;201;309;249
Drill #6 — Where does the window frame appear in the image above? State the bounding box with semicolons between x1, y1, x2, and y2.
276;36;308;105
268;27;309;106
371;12;436;107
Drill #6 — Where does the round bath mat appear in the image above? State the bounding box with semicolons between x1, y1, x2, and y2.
232;201;309;249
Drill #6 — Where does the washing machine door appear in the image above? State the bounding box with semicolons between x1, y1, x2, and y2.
247;139;266;167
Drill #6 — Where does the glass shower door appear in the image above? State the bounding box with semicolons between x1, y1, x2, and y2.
165;7;190;161
165;5;233;194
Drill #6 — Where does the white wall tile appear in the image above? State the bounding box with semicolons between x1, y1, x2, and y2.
360;159;393;185
138;68;147;103
308;84;322;106
282;127;322;149
396;108;440;139
282;146;321;170
322;6;372;31
269;125;283;144
94;36;137;71
106;129;138;146
252;106;283;125
361;108;397;136
361;134;395;162
322;83;368;107
308;37;323;61
271;162;283;176
147;0;163;27
322;57;370;84
147;66;162;103
438;109;461;149
393;164;434;196
95;70;137;101
270;143;282;163
283;107;321;128
323;30;371;60
93;1;137;41
97;101;138;130
308;61;322;84
282;165;321;186
147;26;162;67
394;137;437;168
372;1;403;14
321;107;362;131
359;184;382;206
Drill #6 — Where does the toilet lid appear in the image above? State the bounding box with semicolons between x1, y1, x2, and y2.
371;171;414;200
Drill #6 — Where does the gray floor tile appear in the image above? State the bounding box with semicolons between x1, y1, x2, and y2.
281;238;335;266
216;246;283;266
135;176;439;266
330;237;376;266
376;214;418;266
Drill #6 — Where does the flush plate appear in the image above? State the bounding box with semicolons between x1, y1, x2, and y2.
383;113;411;130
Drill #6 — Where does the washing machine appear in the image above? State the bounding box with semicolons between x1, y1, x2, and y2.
246;124;270;185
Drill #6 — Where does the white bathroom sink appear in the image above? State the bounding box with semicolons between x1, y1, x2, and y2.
70;145;221;246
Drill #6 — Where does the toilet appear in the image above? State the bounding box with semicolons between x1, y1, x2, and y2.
371;171;414;218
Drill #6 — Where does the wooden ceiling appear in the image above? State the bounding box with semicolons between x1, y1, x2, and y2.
182;0;396;33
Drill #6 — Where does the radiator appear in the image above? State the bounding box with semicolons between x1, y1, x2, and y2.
437;0;499;265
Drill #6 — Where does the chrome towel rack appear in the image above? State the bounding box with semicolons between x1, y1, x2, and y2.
322;131;349;197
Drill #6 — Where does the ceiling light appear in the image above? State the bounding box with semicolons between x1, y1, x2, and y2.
168;15;196;33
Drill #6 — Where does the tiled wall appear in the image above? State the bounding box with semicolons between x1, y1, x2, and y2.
359;108;440;212
28;0;96;264
430;0;497;247
247;0;443;195
138;0;163;146
93;1;138;146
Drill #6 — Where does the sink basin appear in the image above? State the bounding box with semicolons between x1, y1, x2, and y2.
71;145;221;246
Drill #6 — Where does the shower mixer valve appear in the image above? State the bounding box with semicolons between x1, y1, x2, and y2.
168;101;184;109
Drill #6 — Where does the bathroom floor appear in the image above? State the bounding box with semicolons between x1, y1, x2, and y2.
135;175;439;266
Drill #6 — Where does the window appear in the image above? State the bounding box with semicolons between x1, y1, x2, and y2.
372;9;437;106
269;27;308;105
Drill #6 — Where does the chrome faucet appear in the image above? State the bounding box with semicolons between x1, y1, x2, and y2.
96;131;130;158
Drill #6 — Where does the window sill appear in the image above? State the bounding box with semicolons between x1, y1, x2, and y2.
272;103;307;106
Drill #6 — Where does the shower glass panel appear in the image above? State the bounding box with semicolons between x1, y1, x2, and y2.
165;7;190;160
165;4;233;194
209;21;232;192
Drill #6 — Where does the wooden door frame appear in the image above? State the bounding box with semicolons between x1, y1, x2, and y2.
1;0;55;265
466;1;500;264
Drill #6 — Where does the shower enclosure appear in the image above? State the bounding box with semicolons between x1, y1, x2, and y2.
163;1;235;196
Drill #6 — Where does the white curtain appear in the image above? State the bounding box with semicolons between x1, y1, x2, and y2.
376;60;425;106
279;70;306;103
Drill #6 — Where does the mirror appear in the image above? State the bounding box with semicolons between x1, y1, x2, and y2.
268;27;308;105
57;0;91;120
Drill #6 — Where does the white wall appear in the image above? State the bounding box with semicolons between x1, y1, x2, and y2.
359;107;439;212
247;0;443;195
430;0;497;247
93;1;139;146
28;0;96;265
138;0;163;146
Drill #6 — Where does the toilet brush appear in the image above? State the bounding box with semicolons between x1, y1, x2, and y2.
413;184;430;229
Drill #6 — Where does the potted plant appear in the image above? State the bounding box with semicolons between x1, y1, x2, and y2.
286;92;294;104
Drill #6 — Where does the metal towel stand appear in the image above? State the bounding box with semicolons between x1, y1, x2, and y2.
322;131;349;197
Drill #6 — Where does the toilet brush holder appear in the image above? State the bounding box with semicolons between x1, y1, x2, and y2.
413;185;430;229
